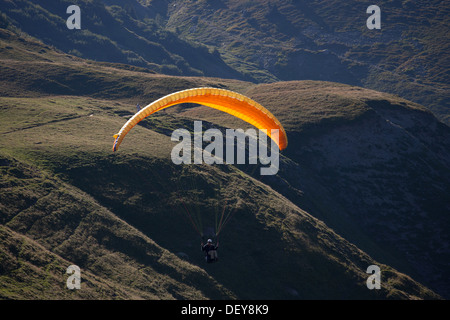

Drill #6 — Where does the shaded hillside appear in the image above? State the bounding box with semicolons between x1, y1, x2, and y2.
0;0;247;80
256;82;450;299
0;28;250;101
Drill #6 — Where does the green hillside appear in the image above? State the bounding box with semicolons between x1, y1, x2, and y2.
0;28;447;299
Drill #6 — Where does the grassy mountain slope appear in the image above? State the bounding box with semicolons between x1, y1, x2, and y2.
1;0;447;125
0;96;438;300
165;0;450;124
0;29;446;299
0;27;249;100
0;0;246;80
0;152;233;299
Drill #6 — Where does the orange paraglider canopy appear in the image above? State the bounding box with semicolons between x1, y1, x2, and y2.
112;87;287;151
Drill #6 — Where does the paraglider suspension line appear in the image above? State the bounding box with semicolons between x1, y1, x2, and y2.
181;199;203;236
216;203;238;236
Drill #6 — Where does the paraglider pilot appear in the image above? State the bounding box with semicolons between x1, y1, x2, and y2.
201;239;219;263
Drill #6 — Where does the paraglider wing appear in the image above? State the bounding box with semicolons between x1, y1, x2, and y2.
112;87;288;151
